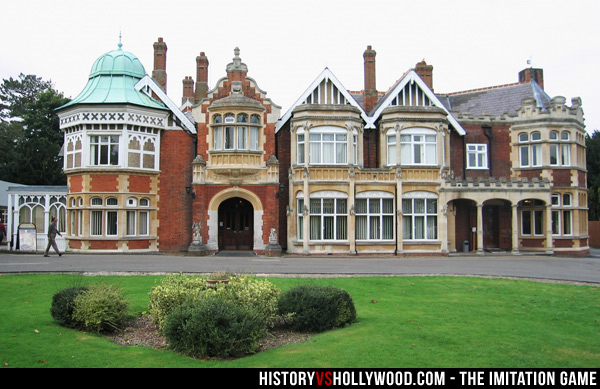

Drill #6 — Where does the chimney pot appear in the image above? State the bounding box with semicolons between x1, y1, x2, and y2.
363;46;377;113
415;60;433;91
152;37;167;92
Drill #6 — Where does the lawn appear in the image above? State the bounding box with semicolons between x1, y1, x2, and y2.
0;273;598;368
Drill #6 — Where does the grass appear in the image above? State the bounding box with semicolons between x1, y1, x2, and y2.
0;273;598;368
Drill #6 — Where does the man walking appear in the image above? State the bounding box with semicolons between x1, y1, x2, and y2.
44;216;62;257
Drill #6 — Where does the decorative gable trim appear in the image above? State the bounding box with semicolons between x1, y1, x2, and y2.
135;75;197;134
275;68;368;132
367;70;466;135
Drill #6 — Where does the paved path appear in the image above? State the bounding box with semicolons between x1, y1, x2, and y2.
2;248;600;285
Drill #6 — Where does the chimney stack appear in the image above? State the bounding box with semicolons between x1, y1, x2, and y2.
415;60;433;91
195;52;209;102
519;67;544;89
363;46;377;113
182;76;195;105
152;37;167;92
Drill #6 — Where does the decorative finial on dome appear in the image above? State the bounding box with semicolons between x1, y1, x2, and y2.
118;31;123;50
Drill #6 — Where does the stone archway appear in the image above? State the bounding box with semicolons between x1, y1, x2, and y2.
218;197;253;250
206;188;264;252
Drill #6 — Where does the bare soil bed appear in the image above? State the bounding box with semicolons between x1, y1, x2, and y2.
107;316;312;354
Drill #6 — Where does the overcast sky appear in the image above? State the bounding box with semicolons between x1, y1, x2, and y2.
2;0;599;132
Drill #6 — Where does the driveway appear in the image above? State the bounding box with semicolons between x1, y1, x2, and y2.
1;247;600;285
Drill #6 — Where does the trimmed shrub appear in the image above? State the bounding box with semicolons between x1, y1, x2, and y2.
277;285;356;333
148;273;215;330
163;296;267;358
220;275;281;327
50;286;89;328
72;283;129;333
148;273;281;331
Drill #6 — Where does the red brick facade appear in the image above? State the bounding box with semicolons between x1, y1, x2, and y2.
54;39;587;257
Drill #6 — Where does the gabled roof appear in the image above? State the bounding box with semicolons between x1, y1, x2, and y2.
275;68;368;132
367;70;466;135
437;80;551;118
135;75;197;134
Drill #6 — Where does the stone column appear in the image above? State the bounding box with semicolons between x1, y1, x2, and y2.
511;204;520;254
477;203;484;254
545;204;554;255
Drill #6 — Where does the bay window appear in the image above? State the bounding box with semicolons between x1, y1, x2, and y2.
400;128;437;165
309;127;348;165
90;135;119;166
212;112;261;151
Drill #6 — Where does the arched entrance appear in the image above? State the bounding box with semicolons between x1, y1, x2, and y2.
218;197;253;250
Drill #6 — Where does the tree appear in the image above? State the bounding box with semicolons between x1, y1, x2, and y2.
0;74;69;185
0;74;54;123
586;130;600;220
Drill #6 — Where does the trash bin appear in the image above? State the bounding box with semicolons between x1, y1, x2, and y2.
463;240;470;253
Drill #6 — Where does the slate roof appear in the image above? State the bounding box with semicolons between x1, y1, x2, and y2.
436;81;551;118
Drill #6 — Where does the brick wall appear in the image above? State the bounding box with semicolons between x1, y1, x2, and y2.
276;122;291;249
552;169;572;187
89;174;119;192
363;128;379;168
157;129;195;251
450;124;512;179
128;175;151;193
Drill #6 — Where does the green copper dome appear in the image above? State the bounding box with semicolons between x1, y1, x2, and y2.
89;45;146;78
59;43;166;110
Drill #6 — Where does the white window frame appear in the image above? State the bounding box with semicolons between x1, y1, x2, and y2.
90;197;103;236
519;132;541;168
520;200;544;237
212;112;261;152
355;192;395;241
466;143;488;169
308;191;348;241
89;135;120;166
297;129;305;165
127;135;157;170
400;128;437;166
105;197;118;236
402;192;438;240
386;130;396;166
296;193;305;240
551;194;573;236
308;127;348;165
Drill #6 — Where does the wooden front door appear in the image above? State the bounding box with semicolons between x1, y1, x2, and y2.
483;204;500;249
218;197;253;250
